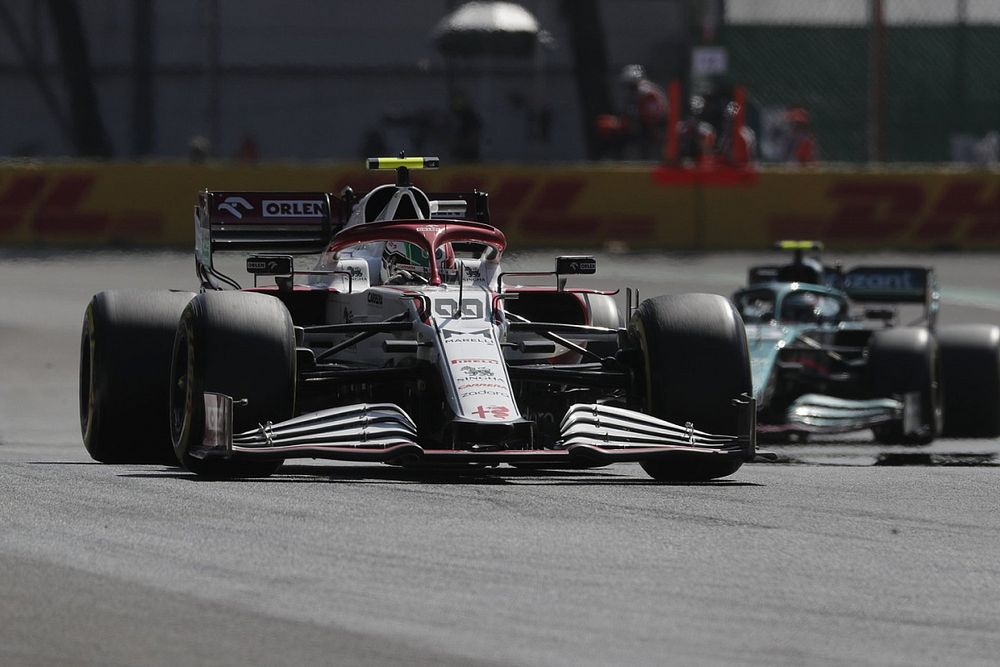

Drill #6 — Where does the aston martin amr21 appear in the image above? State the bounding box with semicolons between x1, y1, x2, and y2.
735;241;1000;442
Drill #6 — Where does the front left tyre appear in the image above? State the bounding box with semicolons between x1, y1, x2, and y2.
80;290;195;463
170;291;295;478
629;293;753;482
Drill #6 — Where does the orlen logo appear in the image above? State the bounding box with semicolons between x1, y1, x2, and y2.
218;196;252;219
262;200;325;217
247;259;278;272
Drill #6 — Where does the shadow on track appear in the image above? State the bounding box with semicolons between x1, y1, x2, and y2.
113;463;763;487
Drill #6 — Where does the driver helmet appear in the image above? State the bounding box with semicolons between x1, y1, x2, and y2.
381;240;430;284
782;291;822;323
380;241;456;284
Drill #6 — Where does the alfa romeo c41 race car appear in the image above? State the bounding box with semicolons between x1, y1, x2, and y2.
735;241;1000;443
80;157;756;480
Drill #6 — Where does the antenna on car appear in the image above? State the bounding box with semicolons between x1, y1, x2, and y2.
366;153;440;187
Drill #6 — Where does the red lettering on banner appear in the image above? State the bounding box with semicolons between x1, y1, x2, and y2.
0;174;46;230
489;177;534;222
0;173;166;240
531;179;584;211
823;182;923;239
919;181;1000;240
32;174;109;233
766;179;1000;243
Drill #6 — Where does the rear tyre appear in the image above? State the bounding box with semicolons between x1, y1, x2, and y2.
170;291;295;478
630;294;752;482
868;327;941;445
938;324;1000;437
80;290;195;464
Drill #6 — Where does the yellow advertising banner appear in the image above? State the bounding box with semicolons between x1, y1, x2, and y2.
0;161;997;249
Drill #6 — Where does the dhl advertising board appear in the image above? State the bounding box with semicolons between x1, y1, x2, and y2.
0;161;997;249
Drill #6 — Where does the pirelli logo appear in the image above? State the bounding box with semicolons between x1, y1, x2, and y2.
262;199;326;217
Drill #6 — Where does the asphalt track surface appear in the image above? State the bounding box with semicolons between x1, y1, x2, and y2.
2;249;999;666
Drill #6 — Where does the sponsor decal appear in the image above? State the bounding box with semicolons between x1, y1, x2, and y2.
262;199;325;217
218;196;252;219
843;270;921;292
460;390;511;399
245;255;292;274
555;256;597;275
459;366;494;378
522;408;557;425
367;292;383;305
456;382;508;391
434;298;484;319
415;225;442;233
450;358;499;365
471;405;511;420
441;329;493;343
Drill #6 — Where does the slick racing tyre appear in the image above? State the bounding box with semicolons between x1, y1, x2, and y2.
938;324;1000;437
80;290;195;464
170;291;295;478
868;327;942;445
630;294;752;482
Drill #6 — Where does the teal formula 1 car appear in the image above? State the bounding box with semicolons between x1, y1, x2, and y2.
734;242;1000;443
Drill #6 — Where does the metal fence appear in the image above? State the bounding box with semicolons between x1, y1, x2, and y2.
724;0;1000;163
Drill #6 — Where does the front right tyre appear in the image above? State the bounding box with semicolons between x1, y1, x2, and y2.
170;291;295;478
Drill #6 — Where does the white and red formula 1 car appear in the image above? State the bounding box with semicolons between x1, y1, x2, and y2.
80;157;755;481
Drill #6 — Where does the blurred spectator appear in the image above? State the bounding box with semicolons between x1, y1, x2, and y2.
676;95;716;164
235;133;259;163
618;64;668;159
950;131;1000;165
450;92;482;162
188;135;210;163
594;65;668;160
783;107;818;164
717;101;757;166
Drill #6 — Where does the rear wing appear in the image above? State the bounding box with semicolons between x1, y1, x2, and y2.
196;191;336;253
195;187;491;290
841;266;934;303
841;266;939;325
195;190;341;289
